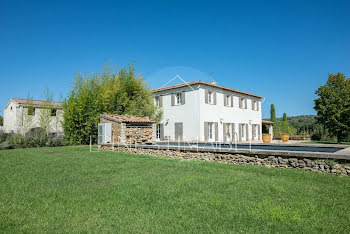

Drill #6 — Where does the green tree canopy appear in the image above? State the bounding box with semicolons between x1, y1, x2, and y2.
314;73;350;143
64;64;161;145
283;113;287;122
270;104;276;122
0;115;3;126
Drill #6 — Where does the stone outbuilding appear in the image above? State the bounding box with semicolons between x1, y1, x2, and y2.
98;114;156;144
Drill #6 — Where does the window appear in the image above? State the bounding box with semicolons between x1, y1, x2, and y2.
252;100;258;111
156;124;161;139
176;93;182;105
28;107;35;116
155;96;160;107
208;91;213;104
51;109;57;116
226;95;230;106
240;98;246;109
208;123;213;140
241;124;245;138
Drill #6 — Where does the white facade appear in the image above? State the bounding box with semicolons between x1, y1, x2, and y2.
154;82;263;143
2;99;64;134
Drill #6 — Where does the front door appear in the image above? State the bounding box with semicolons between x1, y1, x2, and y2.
175;122;183;141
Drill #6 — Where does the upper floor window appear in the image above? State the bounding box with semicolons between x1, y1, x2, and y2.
224;94;233;107
176;93;182;105
239;98;247;109
51;109;57;116
155;96;160;107
252;100;258;111
28;107;35;116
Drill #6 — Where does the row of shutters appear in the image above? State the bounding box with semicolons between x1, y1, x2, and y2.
156;91;259;110
158;123;261;141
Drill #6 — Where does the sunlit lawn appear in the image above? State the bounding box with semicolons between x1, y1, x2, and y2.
0;146;349;233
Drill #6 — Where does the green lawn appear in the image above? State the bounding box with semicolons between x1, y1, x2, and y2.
0;146;350;233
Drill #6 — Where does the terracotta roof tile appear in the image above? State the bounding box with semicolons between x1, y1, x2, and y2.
152;80;263;98
11;98;64;108
101;114;155;123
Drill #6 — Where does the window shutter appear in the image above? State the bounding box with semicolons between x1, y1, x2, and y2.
245;98;248;109
204;122;208;141
213;92;217;105
239;124;242;142
252;125;255;140
252;100;254;110
258;124;261;140
257;101;260;111
159;96;163;107
160;124;164;140
223;123;227;142
246;124;249;141
205;90;208;104
171;94;175;106
215;122;218;141
231;96;233;107
239;98;242;108
232;123;235;142
224;95;227;106
181;92;185;105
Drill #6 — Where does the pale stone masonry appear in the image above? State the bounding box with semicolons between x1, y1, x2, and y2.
99;114;155;144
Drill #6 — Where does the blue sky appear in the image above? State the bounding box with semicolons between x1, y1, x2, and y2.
1;0;349;118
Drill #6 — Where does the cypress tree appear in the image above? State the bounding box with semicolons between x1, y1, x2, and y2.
270;104;276;122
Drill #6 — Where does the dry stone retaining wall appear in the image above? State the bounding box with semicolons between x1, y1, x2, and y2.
101;146;350;176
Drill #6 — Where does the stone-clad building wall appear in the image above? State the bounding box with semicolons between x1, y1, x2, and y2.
100;117;155;144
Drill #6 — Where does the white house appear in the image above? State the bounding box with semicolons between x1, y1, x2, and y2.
2;98;64;134
153;80;263;143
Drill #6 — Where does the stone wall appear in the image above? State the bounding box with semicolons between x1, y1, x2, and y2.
125;126;153;144
101;146;350;176
100;118;154;144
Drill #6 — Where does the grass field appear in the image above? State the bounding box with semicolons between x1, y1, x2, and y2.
1;146;350;233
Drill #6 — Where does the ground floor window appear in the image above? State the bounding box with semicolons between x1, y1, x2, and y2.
208;123;213;140
156;124;161;139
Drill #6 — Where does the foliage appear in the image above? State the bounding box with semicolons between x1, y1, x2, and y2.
283;113;287;122
310;124;334;141
0;146;350;233
314;73;350;143
39;88;55;133
273;121;297;138
0;115;3;126
270;104;276;122
64;64;161;145
0;129;65;150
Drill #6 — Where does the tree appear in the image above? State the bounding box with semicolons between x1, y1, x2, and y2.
270;104;276;122
0;115;3;126
283;113;287;122
64;63;161;145
314;73;350;143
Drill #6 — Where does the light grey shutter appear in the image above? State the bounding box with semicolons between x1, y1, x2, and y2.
239;124;242;142
245;98;248;109
223;123;227;142
160;124;164;140
171;94;175;106
181;92;185;105
252;100;254;110
258;124;261;140
232;123;235;142
205;90;208;104
252;125;255;140
179;123;183;141
257;101;260;111
246;124;249;141
215;122;218;141
231;96;233;107
204;122;208;141
213;92;217;105
159;96;163;107
239;98;242;108
224;95;227;106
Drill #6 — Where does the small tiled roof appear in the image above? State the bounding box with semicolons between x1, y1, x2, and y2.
152;80;263;98
10;98;64;108
262;120;274;125
101;114;155;123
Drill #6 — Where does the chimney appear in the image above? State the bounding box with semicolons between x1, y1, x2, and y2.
211;80;216;85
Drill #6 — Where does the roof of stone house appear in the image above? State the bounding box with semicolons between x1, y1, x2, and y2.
262;120;274;125
8;98;65;108
152;80;263;98
100;114;155;124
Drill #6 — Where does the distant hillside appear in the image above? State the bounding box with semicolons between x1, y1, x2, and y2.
264;115;317;133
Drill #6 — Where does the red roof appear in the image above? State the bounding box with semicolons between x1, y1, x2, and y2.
101;114;155;123
10;98;64;108
152;80;263;98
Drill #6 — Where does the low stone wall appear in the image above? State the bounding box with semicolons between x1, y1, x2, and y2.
101;146;350;176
